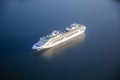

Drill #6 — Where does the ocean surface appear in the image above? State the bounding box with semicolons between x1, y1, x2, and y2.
0;0;120;80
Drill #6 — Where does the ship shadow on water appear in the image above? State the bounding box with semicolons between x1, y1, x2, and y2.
34;33;86;58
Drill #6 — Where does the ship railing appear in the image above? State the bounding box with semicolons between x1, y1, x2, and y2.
65;23;81;31
40;36;49;42
34;40;45;47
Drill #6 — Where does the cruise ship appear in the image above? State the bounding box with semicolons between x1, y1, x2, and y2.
32;23;86;50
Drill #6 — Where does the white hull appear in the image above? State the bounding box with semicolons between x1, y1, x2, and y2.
39;28;85;50
42;33;86;58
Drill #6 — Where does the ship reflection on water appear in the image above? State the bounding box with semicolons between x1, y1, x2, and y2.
35;33;86;58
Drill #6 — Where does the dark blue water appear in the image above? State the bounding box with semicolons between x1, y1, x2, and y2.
0;0;120;80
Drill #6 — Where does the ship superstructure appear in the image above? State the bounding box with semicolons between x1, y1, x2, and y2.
32;23;86;50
